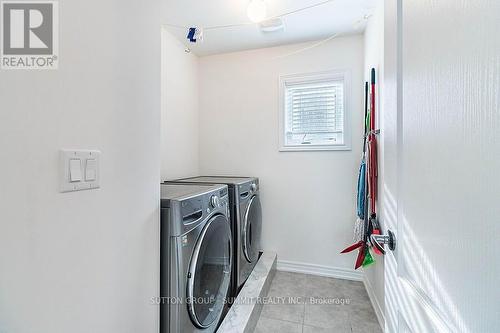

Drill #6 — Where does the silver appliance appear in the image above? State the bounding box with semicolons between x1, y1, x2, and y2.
167;177;262;290
160;183;232;333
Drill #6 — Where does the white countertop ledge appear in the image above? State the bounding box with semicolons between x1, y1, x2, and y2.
217;252;277;333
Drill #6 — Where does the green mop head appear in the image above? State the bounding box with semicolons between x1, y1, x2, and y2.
362;248;375;267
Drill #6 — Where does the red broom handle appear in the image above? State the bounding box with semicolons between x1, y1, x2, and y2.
370;68;376;131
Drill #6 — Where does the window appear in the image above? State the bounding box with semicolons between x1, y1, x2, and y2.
279;70;351;151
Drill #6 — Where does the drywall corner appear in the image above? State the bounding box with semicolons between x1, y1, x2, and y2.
161;28;200;180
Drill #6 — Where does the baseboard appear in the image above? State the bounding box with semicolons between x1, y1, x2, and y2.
363;274;385;331
276;260;363;281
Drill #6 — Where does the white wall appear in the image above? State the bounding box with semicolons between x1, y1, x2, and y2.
0;1;164;332
198;36;365;272
161;30;200;180
362;0;385;327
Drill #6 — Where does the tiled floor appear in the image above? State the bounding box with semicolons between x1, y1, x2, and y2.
254;271;382;333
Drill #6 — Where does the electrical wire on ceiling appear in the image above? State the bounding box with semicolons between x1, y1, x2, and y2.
164;0;372;59
266;11;372;59
181;13;370;58
271;32;339;60
163;0;338;32
266;0;336;22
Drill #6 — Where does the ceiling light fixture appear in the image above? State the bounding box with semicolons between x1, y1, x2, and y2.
259;17;285;33
247;0;267;23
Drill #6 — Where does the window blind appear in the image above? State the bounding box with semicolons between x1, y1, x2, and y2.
285;80;344;145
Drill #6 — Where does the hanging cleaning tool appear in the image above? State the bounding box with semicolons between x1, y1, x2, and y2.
354;82;368;242
353;163;365;249
341;82;370;269
359;82;372;265
356;81;369;221
342;68;383;266
353;81;369;246
366;68;382;255
354;162;366;243
357;69;381;263
368;68;378;214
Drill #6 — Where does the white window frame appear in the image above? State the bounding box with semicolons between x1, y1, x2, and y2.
278;70;352;152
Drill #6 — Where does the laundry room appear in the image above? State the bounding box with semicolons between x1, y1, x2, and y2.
160;0;383;332
1;0;499;333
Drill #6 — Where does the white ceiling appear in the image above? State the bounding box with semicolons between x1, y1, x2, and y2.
163;0;376;56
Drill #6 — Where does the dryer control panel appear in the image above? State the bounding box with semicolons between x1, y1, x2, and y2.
179;191;228;235
238;179;259;201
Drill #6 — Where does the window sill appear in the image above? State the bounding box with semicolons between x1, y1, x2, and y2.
279;144;352;152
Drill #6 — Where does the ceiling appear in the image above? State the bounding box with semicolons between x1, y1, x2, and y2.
163;0;377;56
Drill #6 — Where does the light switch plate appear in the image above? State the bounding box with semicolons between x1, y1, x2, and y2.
60;149;101;192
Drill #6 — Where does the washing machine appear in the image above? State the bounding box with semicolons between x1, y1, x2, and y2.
160;183;232;333
167;177;262;290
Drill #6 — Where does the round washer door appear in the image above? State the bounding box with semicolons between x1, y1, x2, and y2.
187;214;232;328
243;195;262;263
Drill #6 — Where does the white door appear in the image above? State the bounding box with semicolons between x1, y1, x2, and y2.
383;1;500;332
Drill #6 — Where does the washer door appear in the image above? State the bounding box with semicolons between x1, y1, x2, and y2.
243;195;262;263
187;213;232;328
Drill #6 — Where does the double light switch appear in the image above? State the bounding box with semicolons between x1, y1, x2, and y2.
60;150;101;192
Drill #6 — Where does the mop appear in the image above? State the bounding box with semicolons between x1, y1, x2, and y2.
341;82;371;268
367;68;382;256
341;68;381;268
